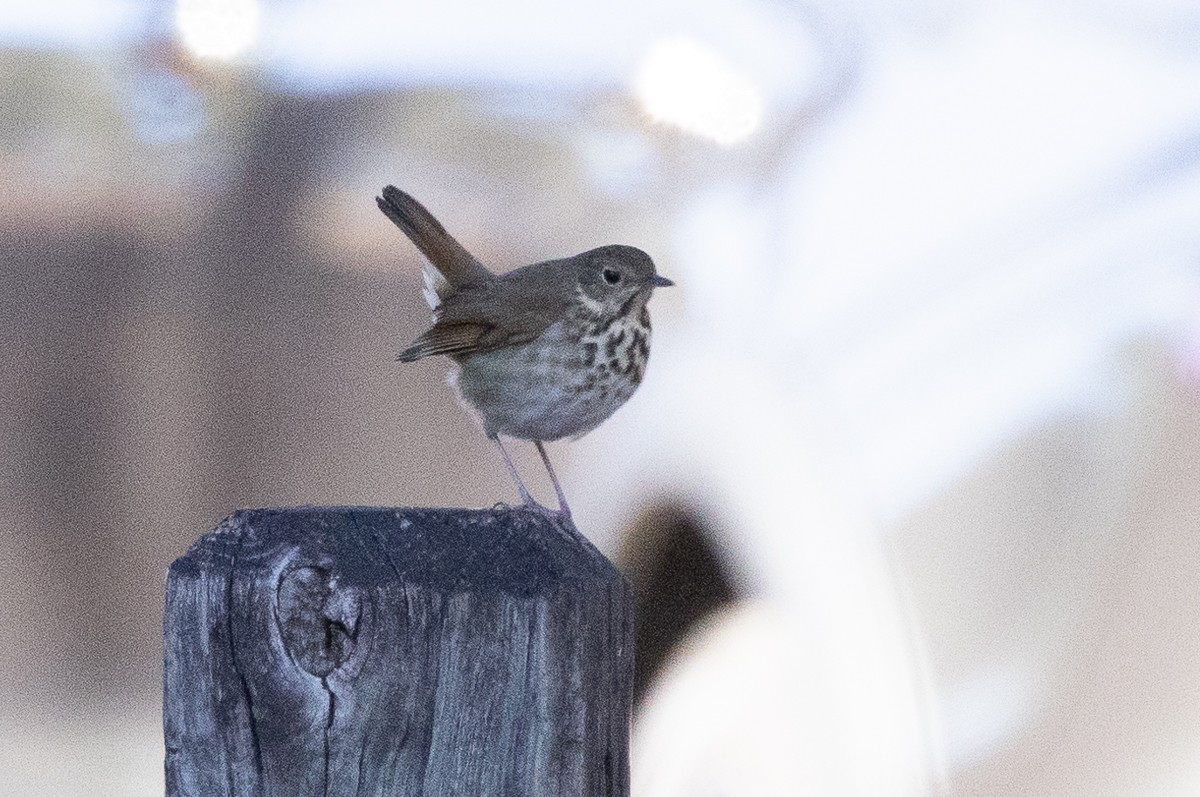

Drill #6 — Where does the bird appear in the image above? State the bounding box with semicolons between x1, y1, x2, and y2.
377;185;673;518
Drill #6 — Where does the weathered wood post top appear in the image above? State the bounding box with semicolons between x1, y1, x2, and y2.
164;505;634;797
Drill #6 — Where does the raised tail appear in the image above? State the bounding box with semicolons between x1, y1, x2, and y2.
376;186;494;308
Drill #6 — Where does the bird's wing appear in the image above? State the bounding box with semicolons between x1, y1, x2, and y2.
377;186;494;309
396;323;490;362
398;263;576;360
396;317;551;362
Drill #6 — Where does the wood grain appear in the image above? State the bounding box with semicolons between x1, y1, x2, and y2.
164;506;633;797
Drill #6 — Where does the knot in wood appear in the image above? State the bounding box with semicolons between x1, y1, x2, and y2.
275;564;362;678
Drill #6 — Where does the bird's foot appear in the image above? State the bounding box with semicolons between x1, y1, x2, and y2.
518;496;572;525
491;497;567;522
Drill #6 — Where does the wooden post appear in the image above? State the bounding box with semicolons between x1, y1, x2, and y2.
163;506;634;796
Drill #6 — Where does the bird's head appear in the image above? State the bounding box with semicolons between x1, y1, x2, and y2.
575;245;673;310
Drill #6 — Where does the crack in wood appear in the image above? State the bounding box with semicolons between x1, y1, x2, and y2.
226;528;264;786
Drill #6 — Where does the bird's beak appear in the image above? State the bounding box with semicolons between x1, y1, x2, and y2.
651;275;675;288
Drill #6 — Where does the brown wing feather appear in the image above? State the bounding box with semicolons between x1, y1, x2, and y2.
396;323;490;362
430;258;577;349
398;255;582;362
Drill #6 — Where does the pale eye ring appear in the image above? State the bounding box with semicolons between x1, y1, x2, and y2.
602;267;621;285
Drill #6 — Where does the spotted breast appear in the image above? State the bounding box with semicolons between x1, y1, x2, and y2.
451;290;653;442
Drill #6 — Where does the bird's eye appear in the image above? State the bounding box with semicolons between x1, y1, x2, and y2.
602;267;621;285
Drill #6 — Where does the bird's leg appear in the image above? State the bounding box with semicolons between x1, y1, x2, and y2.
535;440;572;519
490;434;535;506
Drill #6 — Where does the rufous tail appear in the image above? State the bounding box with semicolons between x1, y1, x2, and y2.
377;186;494;307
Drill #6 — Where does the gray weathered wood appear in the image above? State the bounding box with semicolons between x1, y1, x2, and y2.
164;506;633;797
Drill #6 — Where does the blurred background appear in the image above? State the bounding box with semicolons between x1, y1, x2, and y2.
3;0;1200;794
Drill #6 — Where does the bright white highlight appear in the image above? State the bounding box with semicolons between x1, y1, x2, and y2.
175;0;259;61
633;35;763;146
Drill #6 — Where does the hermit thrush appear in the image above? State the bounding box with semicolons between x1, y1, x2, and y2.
377;185;673;517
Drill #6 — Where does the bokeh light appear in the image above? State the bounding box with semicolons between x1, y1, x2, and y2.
174;0;259;61
633;35;764;145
